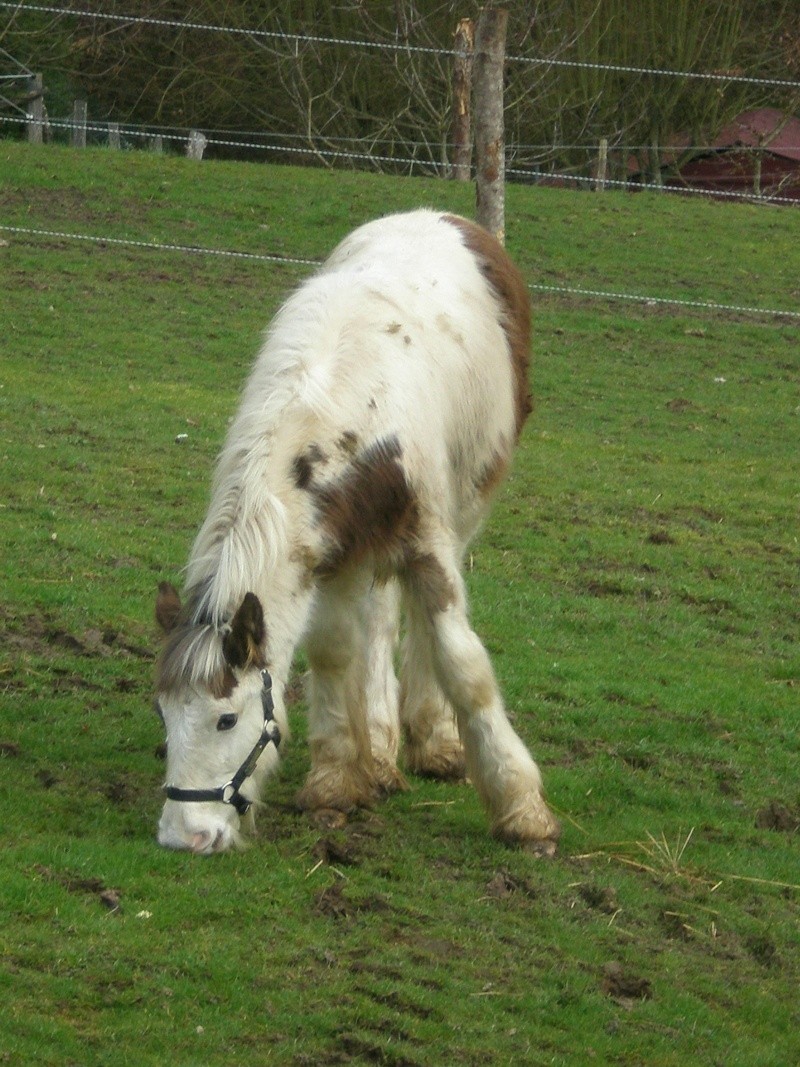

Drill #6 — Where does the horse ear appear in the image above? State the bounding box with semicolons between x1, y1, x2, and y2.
222;593;266;669
156;582;182;633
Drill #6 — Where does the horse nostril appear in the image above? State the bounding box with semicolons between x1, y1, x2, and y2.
190;831;211;853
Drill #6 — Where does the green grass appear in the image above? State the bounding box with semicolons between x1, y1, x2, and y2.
1;142;799;1067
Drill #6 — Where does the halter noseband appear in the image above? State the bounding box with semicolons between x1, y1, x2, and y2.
164;669;280;816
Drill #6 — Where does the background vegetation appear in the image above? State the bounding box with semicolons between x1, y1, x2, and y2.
2;1;800;179
1;141;799;1065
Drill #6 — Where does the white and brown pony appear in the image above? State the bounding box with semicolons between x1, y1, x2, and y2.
154;210;560;855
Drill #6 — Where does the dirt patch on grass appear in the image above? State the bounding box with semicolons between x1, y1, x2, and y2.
745;933;780;968
314;881;353;920
484;869;540;901
666;397;696;413
755;800;800;833
33;864;122;913
1;185;152;229
313;834;361;868
2;607;151;661
647;529;677;545
601;961;653;1005
578;883;619;914
313;880;393;923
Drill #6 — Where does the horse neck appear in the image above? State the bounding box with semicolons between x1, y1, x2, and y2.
182;439;313;686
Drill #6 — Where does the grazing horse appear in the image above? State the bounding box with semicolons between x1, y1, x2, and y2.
153;209;560;855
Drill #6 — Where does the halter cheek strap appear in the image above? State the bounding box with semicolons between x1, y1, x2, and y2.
164;669;281;816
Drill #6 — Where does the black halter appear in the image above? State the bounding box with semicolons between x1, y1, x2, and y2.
164;669;281;816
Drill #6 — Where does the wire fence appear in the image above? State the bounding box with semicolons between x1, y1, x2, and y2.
3;2;800;203
2;4;798;322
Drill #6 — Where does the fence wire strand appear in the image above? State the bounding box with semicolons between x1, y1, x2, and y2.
4;113;797;207
2;223;798;322
3;1;800;90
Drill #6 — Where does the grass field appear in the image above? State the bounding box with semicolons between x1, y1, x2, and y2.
1;142;798;1066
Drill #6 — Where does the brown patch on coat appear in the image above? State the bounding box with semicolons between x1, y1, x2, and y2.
475;443;511;499
408;552;457;614
312;436;419;578
290;543;319;590
444;215;533;439
292;443;327;490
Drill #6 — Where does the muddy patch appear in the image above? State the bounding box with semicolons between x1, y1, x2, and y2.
1;608;152;663
755;800;800;833
601;961;653;1005
33;864;122;913
745;932;780;968
314;882;353;920
313;835;360;869
578;883;619;914
484;869;540;902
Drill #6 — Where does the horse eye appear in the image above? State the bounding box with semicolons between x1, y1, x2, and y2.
216;713;239;732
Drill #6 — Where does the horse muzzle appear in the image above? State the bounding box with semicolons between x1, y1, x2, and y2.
157;802;240;854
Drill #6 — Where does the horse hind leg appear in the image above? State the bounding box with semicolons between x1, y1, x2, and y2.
406;548;561;853
400;592;466;782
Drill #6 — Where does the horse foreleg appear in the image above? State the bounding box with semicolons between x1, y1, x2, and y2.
297;584;380;814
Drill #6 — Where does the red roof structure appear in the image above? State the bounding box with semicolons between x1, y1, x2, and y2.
660;108;800;202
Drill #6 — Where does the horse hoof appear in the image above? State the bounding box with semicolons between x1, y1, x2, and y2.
374;759;410;796
405;741;467;783
308;808;349;831
521;837;559;859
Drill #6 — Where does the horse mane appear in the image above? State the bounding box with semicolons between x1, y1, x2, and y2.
155;620;226;697
177;270;357;632
156;287;331;696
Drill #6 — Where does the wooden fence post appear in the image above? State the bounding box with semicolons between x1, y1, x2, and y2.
595;137;608;191
26;73;44;144
108;123;121;150
450;18;474;181
474;6;507;243
186;130;207;160
71;99;87;148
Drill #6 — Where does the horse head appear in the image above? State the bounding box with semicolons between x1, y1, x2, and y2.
153;583;284;854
